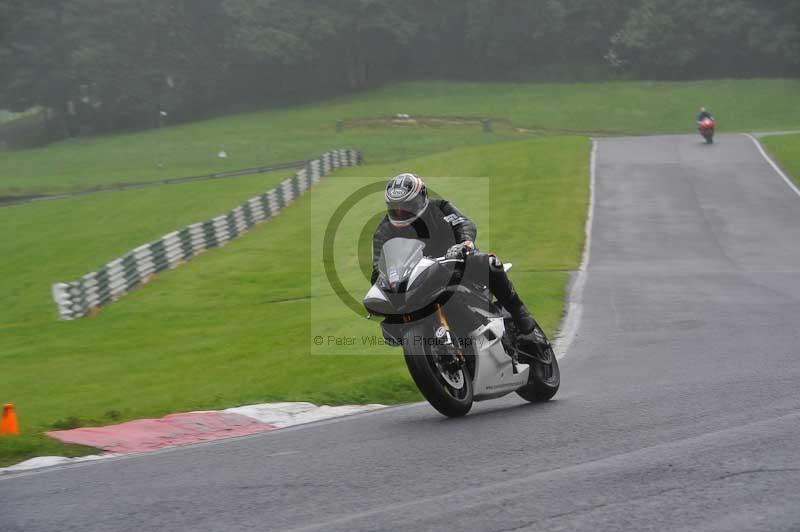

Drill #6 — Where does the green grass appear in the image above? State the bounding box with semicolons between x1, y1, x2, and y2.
0;137;589;466
762;134;800;185
1;79;797;195
0;171;304;327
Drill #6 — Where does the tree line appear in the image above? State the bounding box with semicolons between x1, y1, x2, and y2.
1;0;797;138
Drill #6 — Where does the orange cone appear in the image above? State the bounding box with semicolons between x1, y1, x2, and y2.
1;403;19;435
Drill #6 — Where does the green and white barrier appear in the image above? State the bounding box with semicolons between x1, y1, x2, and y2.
52;149;361;320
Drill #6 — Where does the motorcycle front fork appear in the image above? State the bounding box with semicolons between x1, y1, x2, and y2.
434;304;466;366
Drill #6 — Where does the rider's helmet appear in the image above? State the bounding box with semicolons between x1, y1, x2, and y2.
700;107;707;112
385;173;429;227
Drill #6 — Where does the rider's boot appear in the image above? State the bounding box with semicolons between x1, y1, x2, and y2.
487;255;549;355
505;292;549;355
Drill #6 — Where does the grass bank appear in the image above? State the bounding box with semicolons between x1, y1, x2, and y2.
0;137;589;466
1;79;797;195
762;134;800;186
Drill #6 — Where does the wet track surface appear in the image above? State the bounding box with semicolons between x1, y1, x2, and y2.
3;134;800;531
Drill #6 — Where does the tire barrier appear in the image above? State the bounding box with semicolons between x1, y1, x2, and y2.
52;149;361;320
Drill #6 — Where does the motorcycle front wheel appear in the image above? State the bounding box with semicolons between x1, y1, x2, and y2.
402;324;473;418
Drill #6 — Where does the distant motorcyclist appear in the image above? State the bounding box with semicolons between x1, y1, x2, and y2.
371;173;548;353
697;107;714;124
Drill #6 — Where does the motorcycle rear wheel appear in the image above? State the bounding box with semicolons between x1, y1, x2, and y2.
516;345;560;403
402;325;473;418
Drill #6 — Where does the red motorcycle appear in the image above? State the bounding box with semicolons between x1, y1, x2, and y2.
698;118;715;144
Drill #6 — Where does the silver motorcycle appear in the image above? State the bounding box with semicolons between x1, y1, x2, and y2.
363;238;559;417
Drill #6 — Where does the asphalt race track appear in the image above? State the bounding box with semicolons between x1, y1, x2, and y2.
3;134;800;532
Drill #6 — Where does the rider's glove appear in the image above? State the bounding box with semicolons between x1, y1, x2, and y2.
445;242;473;260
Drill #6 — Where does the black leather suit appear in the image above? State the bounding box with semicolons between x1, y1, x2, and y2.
370;199;525;318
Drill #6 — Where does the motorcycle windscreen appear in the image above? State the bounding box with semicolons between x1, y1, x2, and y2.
377;238;425;289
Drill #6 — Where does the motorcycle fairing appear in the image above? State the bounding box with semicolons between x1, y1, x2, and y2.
468;308;530;400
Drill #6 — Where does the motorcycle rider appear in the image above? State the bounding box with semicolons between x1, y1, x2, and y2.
371;173;548;354
697;107;714;124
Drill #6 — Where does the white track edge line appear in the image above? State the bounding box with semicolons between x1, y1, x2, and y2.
743;133;800;199
552;138;597;360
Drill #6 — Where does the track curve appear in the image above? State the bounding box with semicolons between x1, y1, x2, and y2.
3;133;800;532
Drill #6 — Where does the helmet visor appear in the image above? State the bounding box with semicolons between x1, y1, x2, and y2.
387;195;427;226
